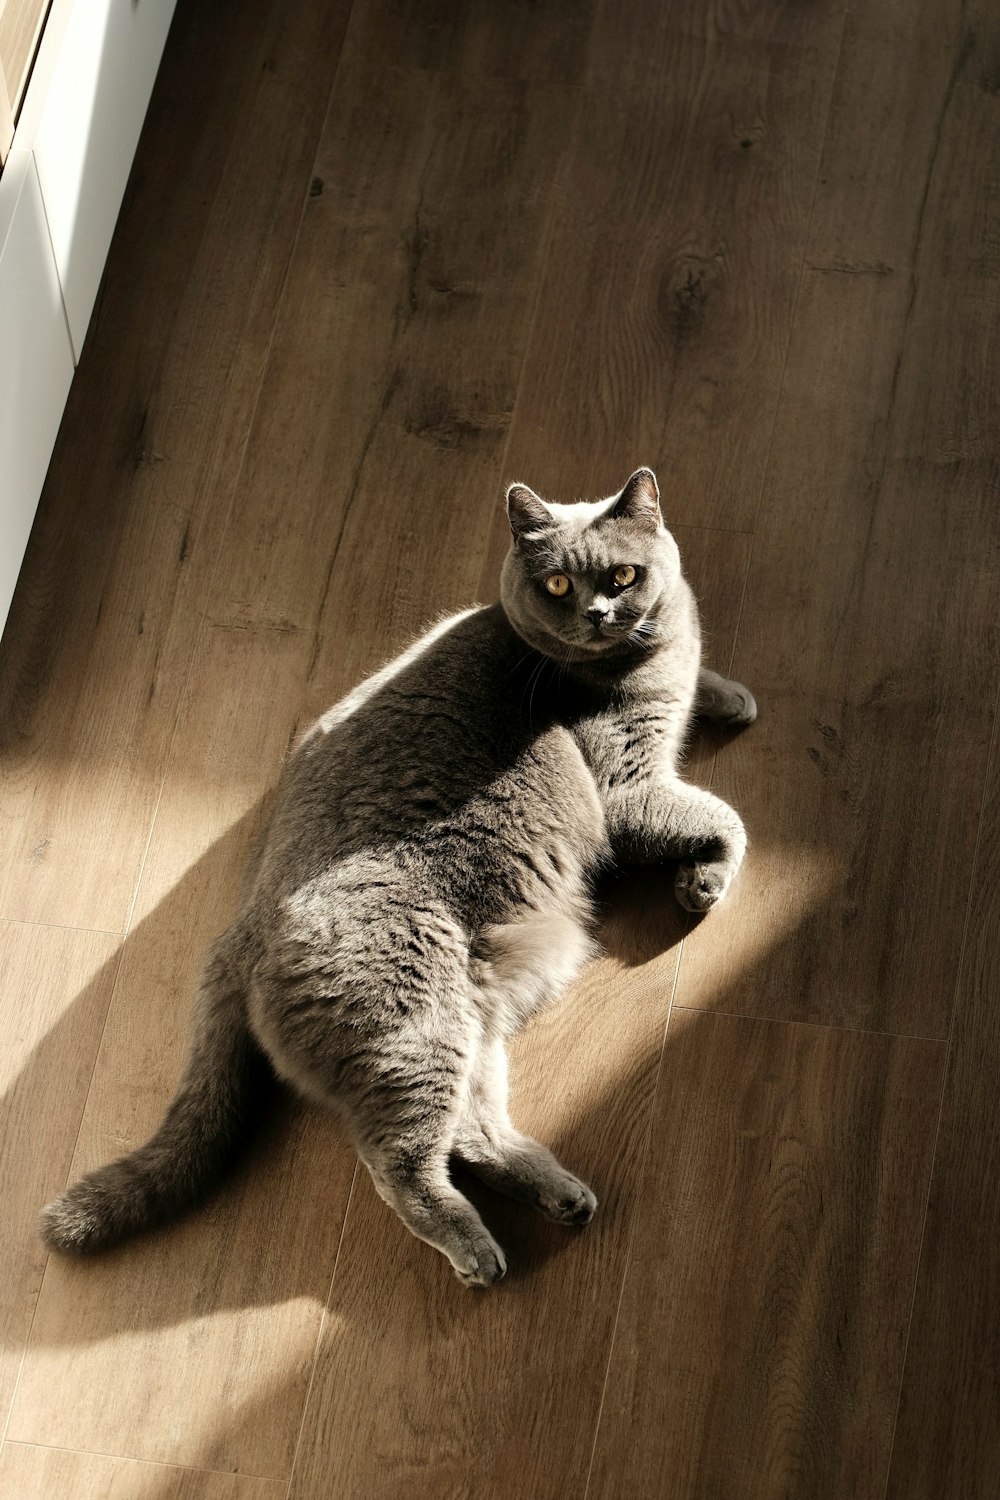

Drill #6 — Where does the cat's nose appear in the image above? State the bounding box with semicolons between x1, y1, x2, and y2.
585;599;610;625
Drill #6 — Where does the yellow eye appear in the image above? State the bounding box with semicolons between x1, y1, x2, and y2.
544;573;572;597
612;564;637;588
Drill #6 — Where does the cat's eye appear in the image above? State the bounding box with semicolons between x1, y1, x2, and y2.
612;564;637;589
544;573;572;597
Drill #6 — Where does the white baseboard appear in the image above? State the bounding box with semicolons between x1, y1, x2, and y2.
0;0;178;637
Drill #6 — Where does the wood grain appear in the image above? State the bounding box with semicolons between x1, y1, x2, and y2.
0;0;352;932
587;1010;945;1500
883;719;1000;1498
6;628;353;1477
498;0;847;532
0;921;120;1430
284;526;751;1500
677;0;1000;1036
209;0;587;713
0;1443;285;1500
6;0;599;1476
2;0;998;1492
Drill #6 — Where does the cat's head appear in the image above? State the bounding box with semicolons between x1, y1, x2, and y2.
499;468;682;662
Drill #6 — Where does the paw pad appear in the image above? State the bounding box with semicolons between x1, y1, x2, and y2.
675;862;730;913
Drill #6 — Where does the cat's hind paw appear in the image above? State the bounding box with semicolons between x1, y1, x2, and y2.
539;1172;597;1226
453;1234;507;1289
696;670;758;726
722;684;757;726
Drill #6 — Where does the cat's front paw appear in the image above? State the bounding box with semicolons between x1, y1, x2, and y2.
675;861;732;913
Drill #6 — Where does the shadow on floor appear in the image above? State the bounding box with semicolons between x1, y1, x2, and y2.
0;711;845;1493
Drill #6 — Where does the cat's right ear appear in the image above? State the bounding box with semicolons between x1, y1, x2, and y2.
506;482;550;542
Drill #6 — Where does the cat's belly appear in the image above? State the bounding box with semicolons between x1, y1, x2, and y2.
257;713;606;1020
471;908;598;1033
410;721;607;926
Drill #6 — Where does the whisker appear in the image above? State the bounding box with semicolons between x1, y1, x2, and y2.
522;654;547;728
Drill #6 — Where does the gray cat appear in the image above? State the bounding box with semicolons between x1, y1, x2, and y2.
41;468;755;1286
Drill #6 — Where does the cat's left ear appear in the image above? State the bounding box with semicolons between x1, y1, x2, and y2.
610;467;661;528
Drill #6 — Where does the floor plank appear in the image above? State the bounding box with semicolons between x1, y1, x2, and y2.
0;1444;285;1500
496;0;847;532
587;1010;945;1500
6;630;352;1477
883;715;1000;1498
0;0;352;931
2;0;997;1492
209;0;587;704
678;0;1000;1035
673;524;757;786
0;923;121;1431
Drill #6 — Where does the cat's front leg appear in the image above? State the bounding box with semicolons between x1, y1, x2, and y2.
662;780;747;912
611;778;747;913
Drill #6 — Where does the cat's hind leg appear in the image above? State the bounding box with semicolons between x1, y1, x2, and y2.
331;991;507;1287
453;1035;596;1226
354;1035;508;1288
252;898;507;1287
695;666;757;726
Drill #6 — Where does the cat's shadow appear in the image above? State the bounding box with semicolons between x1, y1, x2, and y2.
12;815;688;1297
11;719;740;1334
7;717;788;1487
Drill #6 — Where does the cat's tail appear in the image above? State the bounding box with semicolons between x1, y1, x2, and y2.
40;933;270;1255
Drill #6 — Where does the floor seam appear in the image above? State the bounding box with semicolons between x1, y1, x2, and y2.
581;941;685;1500
721;0;853;683
471;80;590;604
283;1164;358;1499
671;1004;948;1045
0;916;122;938
1;1435;280;1484
878;682;1000;1499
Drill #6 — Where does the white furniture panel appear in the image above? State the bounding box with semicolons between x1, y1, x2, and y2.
0;149;75;629
32;0;177;359
0;0;177;641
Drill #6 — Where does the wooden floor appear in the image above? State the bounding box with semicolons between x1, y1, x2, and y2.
1;0;998;1495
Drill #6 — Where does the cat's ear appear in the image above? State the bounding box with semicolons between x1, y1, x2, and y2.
506;482;550;541
610;467;661;528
